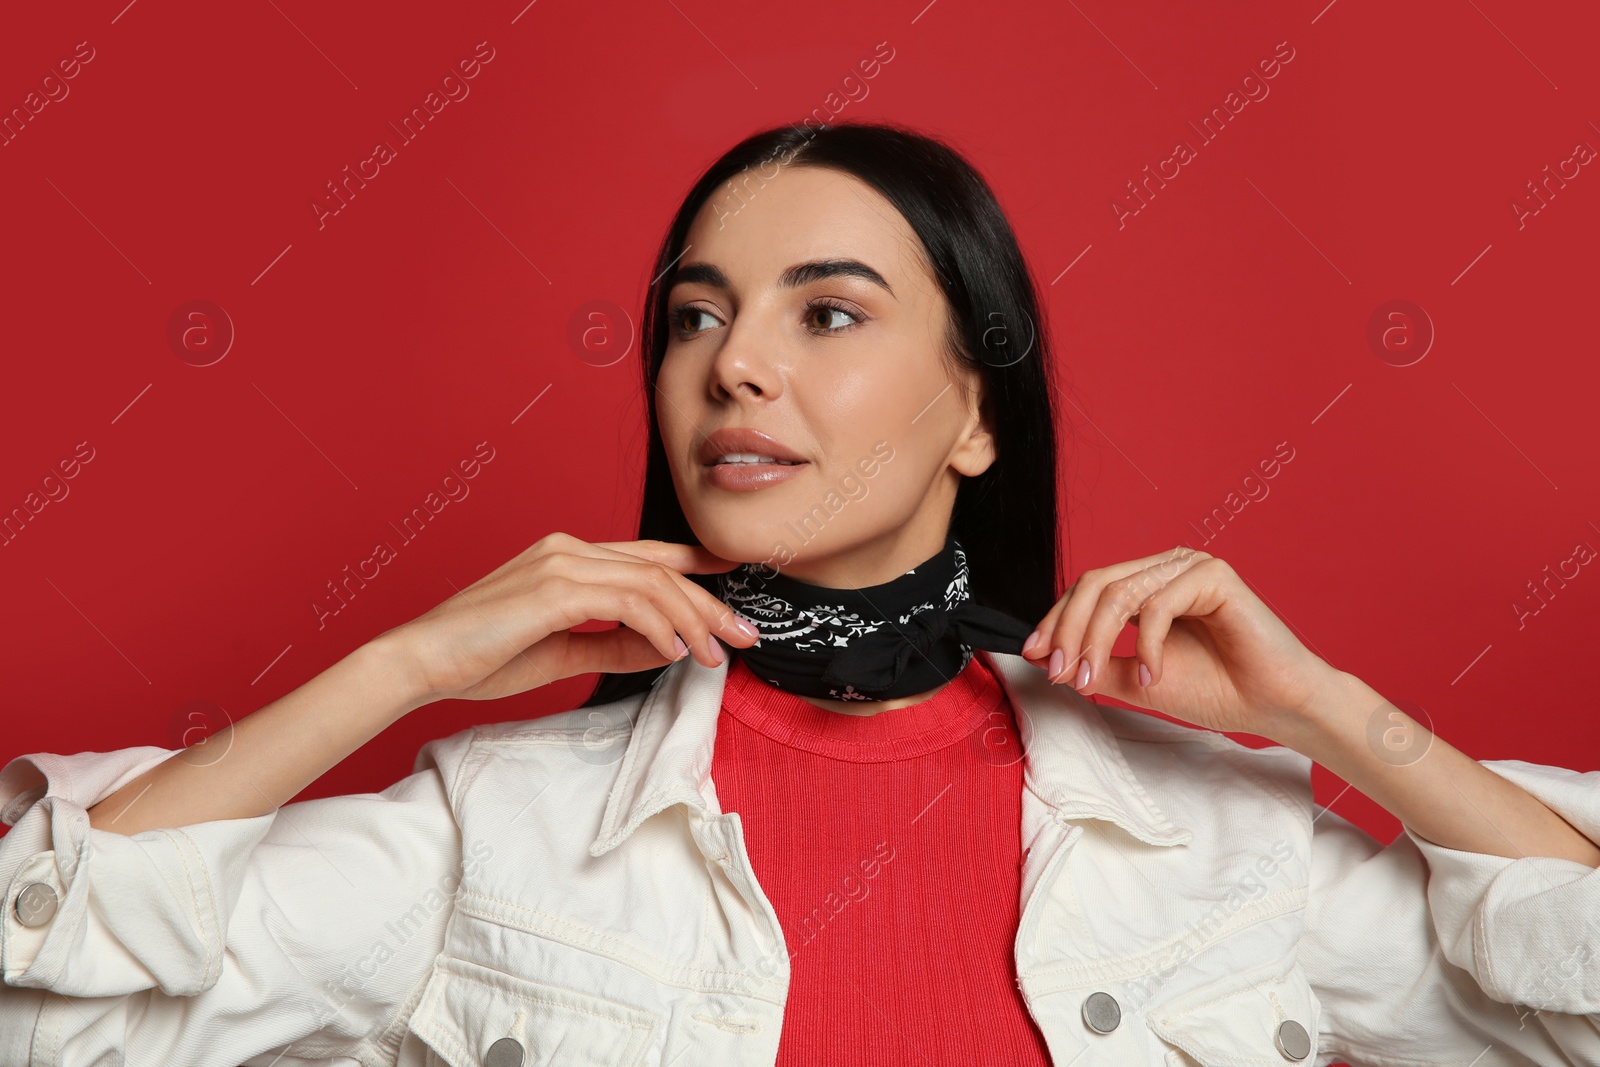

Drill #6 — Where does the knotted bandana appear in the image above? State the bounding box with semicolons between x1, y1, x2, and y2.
714;533;1037;701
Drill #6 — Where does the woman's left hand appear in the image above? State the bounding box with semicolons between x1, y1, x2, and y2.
1022;546;1338;739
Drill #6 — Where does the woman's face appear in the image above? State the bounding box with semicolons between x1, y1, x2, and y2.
656;164;995;587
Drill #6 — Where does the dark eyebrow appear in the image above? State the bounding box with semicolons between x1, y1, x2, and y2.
669;258;895;298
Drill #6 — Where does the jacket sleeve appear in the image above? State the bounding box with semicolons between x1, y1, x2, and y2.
1300;758;1600;1067
0;730;477;1067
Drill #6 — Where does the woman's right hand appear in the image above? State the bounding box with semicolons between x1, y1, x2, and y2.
378;532;761;706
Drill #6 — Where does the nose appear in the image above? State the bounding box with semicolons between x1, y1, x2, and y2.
707;311;783;402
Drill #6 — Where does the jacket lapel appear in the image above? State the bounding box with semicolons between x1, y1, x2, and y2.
983;651;1193;848
589;648;1193;859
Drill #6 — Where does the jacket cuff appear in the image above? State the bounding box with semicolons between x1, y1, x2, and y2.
0;747;179;828
1405;758;1600;1015
0;749;278;998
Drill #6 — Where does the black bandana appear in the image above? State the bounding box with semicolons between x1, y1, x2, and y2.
713;533;1037;701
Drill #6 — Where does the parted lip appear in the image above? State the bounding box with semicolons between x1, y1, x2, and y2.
700;428;807;466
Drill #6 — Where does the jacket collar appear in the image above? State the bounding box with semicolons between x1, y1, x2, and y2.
589;649;1193;858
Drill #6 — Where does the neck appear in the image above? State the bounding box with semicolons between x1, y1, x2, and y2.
715;530;1013;705
770;524;951;588
792;679;950;716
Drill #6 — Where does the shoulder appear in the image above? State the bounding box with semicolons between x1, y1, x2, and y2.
1096;703;1316;825
408;692;651;804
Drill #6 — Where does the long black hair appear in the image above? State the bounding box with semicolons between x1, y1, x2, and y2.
581;118;1065;708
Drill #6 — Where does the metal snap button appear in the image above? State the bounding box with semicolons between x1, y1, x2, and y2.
1082;990;1121;1034
484;1036;524;1067
14;883;58;928
1275;1019;1311;1061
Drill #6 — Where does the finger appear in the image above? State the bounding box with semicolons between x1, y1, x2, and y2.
563;625;685;678
523;571;684;666
1042;573;1121;682
564;547;759;653
585;539;759;645
521;563;704;667
1059;547;1208;695
1127;558;1231;689
1023;582;1071;660
1084;654;1149;708
459;626;673;701
1038;547;1207;680
594;538;745;575
599;560;733;667
1087;560;1235;707
1073;556;1202;695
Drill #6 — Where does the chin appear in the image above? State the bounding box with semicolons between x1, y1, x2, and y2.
686;523;790;569
683;499;819;567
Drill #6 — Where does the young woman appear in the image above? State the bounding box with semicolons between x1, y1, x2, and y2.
2;120;1597;1067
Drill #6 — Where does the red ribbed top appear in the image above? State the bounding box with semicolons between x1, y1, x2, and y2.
711;651;1053;1065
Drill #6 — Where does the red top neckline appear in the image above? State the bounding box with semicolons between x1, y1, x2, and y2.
718;651;1004;763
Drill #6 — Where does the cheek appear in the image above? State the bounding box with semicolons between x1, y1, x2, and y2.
809;361;895;429
654;362;695;450
807;364;942;477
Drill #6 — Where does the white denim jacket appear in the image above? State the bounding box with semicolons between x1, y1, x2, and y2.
2;650;1598;1067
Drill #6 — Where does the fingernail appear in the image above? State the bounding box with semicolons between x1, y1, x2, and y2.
733;616;759;639
1048;648;1064;681
673;636;689;660
1022;631;1041;656
1074;659;1091;690
1138;661;1151;687
708;636;726;665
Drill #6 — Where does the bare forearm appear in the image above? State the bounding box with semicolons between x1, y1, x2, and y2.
1268;670;1600;868
86;638;425;836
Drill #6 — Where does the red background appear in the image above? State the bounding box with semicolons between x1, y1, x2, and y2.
2;0;1596;914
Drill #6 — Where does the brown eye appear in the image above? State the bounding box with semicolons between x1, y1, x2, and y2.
671;304;722;336
805;301;862;333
